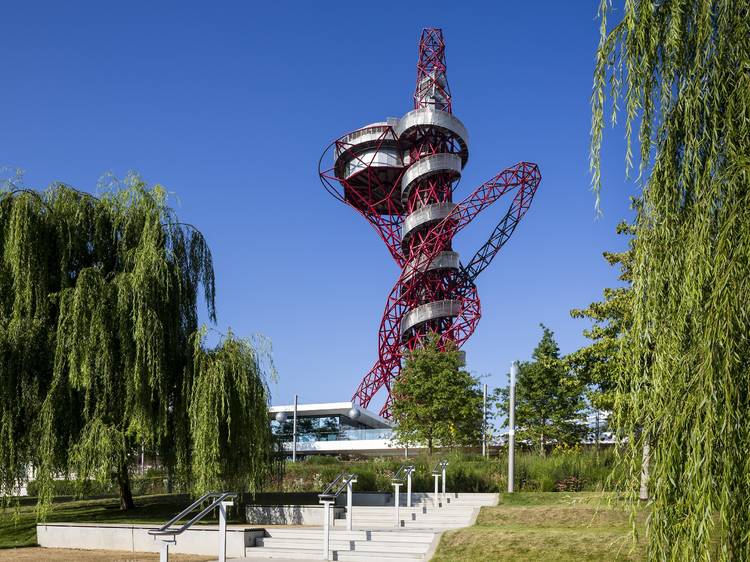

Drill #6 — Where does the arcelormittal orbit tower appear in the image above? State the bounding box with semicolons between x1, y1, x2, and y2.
319;28;541;418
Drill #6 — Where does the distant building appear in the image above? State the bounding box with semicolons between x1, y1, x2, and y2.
269;401;411;457
497;410;615;447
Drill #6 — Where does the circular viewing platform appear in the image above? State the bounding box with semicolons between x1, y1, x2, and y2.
401;202;457;246
401;299;462;337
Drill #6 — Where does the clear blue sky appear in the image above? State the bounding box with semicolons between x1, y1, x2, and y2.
1;1;635;412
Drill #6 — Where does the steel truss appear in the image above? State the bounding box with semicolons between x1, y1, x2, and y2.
319;28;541;417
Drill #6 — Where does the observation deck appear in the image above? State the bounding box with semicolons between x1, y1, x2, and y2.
333;121;403;214
401;202;457;247
330;108;470;216
402;250;460;280
401;299;462;338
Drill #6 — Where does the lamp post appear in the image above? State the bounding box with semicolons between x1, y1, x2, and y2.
508;361;518;493
292;395;298;462
482;383;488;458
275;398;298;463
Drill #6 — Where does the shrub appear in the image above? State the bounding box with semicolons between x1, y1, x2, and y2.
270;448;616;494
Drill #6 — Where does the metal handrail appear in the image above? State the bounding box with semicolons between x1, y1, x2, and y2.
148;492;237;537
318;472;357;503
392;463;415;483
432;459;448;475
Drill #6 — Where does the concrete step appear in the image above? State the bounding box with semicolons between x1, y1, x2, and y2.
333;514;471;527
348;511;474;519
340;521;467;531
225;494;496;561
258;538;430;554
414;493;496;500
412;499;493;505
349;506;475;513
409;502;491;506
261;529;435;543
239;547;424;561
340;511;471;517
335;519;471;528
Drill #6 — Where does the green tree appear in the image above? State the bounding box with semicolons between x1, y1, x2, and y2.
0;174;275;514
391;337;483;454
496;325;586;456
591;1;750;558
569;222;634;414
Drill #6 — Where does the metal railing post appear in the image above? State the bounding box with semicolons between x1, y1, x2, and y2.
318;472;356;561
149;491;237;560
392;482;401;527
159;540;170;562
441;463;447;505
406;470;413;508
218;499;233;562
322;499;332;560
433;473;440;507
346;477;356;531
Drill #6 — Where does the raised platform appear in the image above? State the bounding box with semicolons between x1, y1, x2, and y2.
36;522;262;557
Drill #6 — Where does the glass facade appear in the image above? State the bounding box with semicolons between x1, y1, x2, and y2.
271;414;393;443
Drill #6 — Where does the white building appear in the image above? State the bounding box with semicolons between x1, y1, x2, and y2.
269;401;413;457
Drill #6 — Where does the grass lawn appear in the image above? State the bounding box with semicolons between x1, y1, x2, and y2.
0;494;240;550
432;492;646;562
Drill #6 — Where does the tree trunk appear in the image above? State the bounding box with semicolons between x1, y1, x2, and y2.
639;442;650;501
595;411;600;454
428;436;433;455
540;432;545;457
117;463;135;510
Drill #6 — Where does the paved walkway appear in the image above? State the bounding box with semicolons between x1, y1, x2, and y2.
0;547;212;561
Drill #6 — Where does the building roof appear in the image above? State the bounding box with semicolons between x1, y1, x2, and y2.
268;401;392;429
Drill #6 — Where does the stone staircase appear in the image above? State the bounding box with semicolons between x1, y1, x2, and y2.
229;492;497;561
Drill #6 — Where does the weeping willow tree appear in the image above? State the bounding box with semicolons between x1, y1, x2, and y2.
0;173;274;514
591;1;750;559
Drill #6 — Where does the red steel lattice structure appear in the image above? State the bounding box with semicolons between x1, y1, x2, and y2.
319;28;541;418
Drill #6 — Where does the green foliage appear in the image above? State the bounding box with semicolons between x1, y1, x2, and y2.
189;329;275;495
391;337;483;453
24;475;181;498
569;222;634;412
0;174;274;516
275;450;617;494
592;1;750;559
496;326;587;455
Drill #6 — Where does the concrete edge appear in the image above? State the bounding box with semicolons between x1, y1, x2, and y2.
36;522;256;530
467;506;481;526
425;493;498;561
424;529;445;561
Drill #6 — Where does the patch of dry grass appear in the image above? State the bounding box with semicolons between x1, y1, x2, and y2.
432;492;646;562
